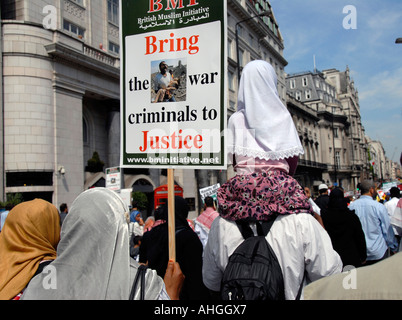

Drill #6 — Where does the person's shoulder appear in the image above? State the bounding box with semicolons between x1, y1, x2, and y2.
368;198;387;210
271;213;318;235
211;215;237;229
374;202;390;215
179;226;200;239
277;212;315;222
349;196;364;206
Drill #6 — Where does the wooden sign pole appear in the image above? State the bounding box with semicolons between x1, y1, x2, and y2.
167;168;176;262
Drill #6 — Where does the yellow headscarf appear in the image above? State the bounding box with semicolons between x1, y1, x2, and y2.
0;199;60;300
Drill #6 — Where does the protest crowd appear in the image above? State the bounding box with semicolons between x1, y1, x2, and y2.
0;61;401;301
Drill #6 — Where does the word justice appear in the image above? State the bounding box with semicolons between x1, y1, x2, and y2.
139;130;203;152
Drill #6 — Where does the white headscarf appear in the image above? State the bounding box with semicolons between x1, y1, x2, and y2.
228;60;304;161
22;188;163;300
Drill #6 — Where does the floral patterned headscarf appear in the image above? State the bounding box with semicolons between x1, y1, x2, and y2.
218;166;312;221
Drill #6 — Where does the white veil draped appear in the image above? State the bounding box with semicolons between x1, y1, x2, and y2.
22;188;163;300
228;60;304;162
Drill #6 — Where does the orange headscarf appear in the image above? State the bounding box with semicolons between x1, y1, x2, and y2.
0;199;60;300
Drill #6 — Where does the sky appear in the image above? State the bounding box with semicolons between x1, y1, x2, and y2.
269;0;402;163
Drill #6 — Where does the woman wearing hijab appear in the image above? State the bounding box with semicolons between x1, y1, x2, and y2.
139;196;210;300
21;188;184;300
0;199;60;300
202;60;342;299
321;187;367;268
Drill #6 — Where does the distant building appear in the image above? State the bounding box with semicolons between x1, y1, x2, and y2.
287;70;352;190
323;67;369;187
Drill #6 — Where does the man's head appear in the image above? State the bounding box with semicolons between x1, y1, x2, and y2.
159;61;168;75
390;187;401;199
204;196;215;209
360;180;376;198
60;203;68;213
303;187;312;198
318;184;328;195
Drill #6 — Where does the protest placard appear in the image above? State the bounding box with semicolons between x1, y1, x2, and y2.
120;0;227;260
105;167;122;191
199;183;220;202
120;0;227;169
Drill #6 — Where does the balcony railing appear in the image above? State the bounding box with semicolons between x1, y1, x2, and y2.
326;164;354;172
83;44;120;69
298;159;328;170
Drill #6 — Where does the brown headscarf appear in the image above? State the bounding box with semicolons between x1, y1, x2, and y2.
0;199;60;300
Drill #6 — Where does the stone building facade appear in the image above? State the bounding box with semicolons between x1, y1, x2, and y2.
0;0;288;217
285;66;396;193
1;0;134;208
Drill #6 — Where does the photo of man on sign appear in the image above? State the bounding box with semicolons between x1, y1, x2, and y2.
121;0;226;169
152;59;187;103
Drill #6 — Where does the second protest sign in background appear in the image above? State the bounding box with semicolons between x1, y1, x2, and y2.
120;0;227;169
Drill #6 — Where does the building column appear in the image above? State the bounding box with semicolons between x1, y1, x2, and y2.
53;85;85;207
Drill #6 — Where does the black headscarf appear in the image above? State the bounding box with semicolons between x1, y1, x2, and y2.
327;187;349;211
159;196;191;230
321;187;367;267
139;196;210;299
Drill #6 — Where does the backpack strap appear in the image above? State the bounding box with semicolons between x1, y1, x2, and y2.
259;214;278;237
236;214;278;239
129;264;148;300
296;272;306;300
235;220;254;239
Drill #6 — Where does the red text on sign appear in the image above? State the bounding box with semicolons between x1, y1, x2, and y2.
145;33;199;55
139;130;203;152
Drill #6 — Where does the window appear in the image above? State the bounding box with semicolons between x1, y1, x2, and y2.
237;25;244;38
229;100;236;110
63;20;85;38
305;90;311;99
109;42;120;55
6;172;53;187
273;23;278;37
333;127;339;138
108;0;119;25
295;91;301;101
335;151;341;168
289;79;295;89
267;17;273;31
302;77;308;87
239;49;244;67
227;39;232;59
249;34;254;47
228;71;234;91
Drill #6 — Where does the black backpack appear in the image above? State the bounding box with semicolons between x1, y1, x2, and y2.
220;217;286;300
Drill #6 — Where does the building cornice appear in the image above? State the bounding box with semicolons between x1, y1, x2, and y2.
45;41;120;80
